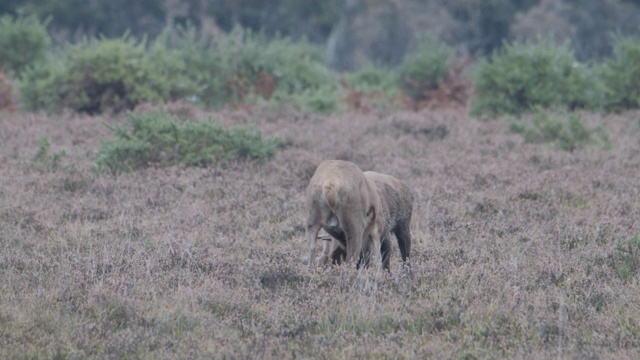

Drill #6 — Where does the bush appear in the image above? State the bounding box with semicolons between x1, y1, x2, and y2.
471;39;599;117
20;25;340;114
18;52;65;112
223;28;341;113
152;24;231;109
0;14;50;76
288;84;342;114
345;64;397;94
509;108;608;152
397;34;452;101
61;35;172;113
599;34;640;112
18;23;341;114
95;112;281;174
259;35;337;99
20;35;172;114
154;25;339;112
148;31;202;103
342;64;400;112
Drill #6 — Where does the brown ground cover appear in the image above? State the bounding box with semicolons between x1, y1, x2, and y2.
1;106;639;359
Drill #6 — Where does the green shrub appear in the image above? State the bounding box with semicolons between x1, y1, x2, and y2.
288;84;342;114
599;34;640;112
95;112;281;174
217;28;340;112
509;108;608;151
262;38;342;114
17;22;341;114
61;35;172;113
20;35;172;114
471;39;599;117
18;52;65;112
259;35;337;98
148;31;202;103
0;14;50;76
155;24;272;106
19;23;340;114
341;64;400;112
153;24;231;108
345;64;397;94
397;34;452;101
154;25;339;112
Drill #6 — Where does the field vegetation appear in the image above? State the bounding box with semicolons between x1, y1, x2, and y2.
1;104;639;358
1;2;640;358
3;11;640;118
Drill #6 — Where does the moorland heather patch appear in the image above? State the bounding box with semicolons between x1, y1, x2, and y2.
1;107;639;358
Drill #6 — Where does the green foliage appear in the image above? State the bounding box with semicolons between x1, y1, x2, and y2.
342;64;400;112
20;35;172;114
345;63;397;94
59;35;171;114
153;25;339;112
152;24;226;108
288;84;341;114
31;136;66;172
95;112;281;174
471;39;600;117
612;235;640;283
599;34;640;112
19;24;339;114
0;14;50;76
147;33;202;103
398;34;452;101
509;109;608;152
18;51;64;112
261;35;337;98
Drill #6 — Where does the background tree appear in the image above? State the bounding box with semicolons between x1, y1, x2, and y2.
2;0;640;70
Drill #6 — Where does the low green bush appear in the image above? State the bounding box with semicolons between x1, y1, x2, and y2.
20;35;172;114
342;64;400;112
148;30;202;103
288;84;342;114
154;25;340;112
21;25;340;114
397;34;452;101
95;112;282;174
472;39;600;117
509;108;608;151
599;34;640;112
0;14;50;76
152;24;230;108
345;64;397;94
18;52;65;112
260;35;337;99
60;35;171;114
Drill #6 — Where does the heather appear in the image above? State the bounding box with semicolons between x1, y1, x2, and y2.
1;105;639;358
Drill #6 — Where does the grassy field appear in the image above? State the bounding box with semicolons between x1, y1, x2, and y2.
1;105;639;359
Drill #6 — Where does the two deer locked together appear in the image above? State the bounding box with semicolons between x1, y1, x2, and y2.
304;160;413;272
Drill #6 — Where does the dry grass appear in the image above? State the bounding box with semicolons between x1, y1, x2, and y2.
1;106;639;359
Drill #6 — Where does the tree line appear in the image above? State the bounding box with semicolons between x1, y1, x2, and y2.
2;0;640;69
